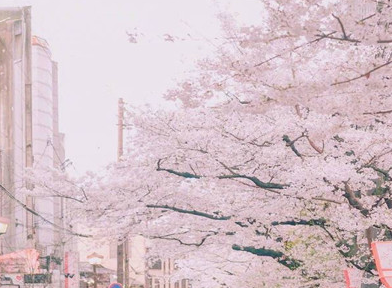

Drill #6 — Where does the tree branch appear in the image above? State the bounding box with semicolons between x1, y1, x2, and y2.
218;174;286;189
306;137;324;154
342;181;369;216
157;159;287;189
151;231;218;247
364;109;392;115
232;244;302;270
332;61;392;86
332;14;348;39
315;33;361;43
157;159;201;178
146;204;231;220
42;183;85;203
283;134;303;158
271;219;326;227
254;32;336;67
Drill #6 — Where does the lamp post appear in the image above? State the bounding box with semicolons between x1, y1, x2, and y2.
87;252;103;288
0;216;9;235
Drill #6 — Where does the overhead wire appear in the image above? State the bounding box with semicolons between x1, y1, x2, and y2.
0;16;91;242
0;183;89;238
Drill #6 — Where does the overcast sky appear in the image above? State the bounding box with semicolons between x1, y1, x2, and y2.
0;0;261;174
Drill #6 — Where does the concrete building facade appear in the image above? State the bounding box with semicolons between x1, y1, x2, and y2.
0;6;33;256
0;7;77;288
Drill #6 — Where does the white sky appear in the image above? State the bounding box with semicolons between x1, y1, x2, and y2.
0;0;261;174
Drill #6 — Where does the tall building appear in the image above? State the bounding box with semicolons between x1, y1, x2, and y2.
31;34;63;259
31;34;79;288
0;7;77;288
0;6;33;256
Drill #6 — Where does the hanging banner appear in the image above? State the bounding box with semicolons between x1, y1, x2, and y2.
64;251;80;288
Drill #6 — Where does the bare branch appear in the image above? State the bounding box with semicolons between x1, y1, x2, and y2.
332;61;392;86
306;137;324;154
218;174;286;189
332;14;348;39
150;231;218;247
363;109;392;115
342;181;369;216
232;244;302;270
315;33;360;43
146;204;231;220
283;134;305;158
254;32;336;67
157;159;201;179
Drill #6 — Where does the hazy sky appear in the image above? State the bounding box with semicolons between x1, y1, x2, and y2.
0;0;261;174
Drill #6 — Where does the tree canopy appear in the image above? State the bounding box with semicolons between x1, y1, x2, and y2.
28;1;392;287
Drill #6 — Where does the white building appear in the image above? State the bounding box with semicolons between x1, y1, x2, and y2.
0;5;33;257
31;34;79;288
0;7;77;288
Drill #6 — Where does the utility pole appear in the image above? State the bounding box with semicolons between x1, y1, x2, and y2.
117;98;129;287
24;7;35;249
124;239;129;288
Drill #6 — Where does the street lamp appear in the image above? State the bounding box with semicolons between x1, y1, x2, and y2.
0;217;9;235
87;252;103;288
371;241;392;288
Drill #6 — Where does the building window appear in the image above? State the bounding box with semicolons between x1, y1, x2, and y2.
150;259;162;270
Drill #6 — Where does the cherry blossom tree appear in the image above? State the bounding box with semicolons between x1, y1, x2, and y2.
27;0;392;287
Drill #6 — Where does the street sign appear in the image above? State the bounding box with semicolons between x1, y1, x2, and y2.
109;283;123;288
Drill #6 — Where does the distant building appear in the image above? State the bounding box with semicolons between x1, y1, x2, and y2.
78;235;191;288
146;258;190;288
0;5;34;256
0;7;77;288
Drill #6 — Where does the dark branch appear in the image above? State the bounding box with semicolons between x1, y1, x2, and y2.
218;174;286;189
42;184;85;203
342;181;369;216
283;134;303;158
364;109;392;115
316;33;392;44
146;204;231;220
157;159;201;178
332;61;392;86
254;32;336;67
151;231;218;247
157;159;286;189
271;219;326;227
232;244;302;270
332;14;348;39
315;34;360;43
366;165;391;181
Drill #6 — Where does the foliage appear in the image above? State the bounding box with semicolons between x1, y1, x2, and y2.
28;0;392;287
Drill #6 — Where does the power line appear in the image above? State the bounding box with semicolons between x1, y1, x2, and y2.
0;183;90;238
